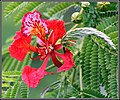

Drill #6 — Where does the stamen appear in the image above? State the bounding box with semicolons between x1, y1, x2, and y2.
49;45;54;50
45;49;48;54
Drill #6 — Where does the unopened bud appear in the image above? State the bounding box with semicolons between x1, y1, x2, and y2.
71;12;82;24
97;2;110;11
81;2;90;8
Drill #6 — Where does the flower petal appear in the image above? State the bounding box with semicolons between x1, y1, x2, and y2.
37;37;45;46
54;49;74;72
54;44;63;50
9;31;31;61
22;66;37;88
21;11;48;43
22;55;53;88
22;66;48;88
51;52;62;68
47;20;66;45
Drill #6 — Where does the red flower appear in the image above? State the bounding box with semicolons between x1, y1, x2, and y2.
20;11;74;72
9;11;75;88
9;31;31;61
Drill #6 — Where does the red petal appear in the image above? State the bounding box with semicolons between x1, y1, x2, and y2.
22;65;47;88
9;31;31;61
51;52;62;68
22;66;37;88
14;31;23;40
54;44;63;50
54;49;74;72
22;55;52;88
47;20;66;45
29;45;38;52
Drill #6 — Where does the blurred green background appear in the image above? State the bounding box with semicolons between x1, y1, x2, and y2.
2;2;76;98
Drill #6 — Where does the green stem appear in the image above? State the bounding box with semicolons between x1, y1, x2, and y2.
71;67;76;85
71;24;79;30
57;82;62;98
79;7;84;15
41;81;60;98
79;38;84;97
81;92;98;98
46;64;55;71
65;22;72;25
57;72;66;98
79;65;83;97
64;75;67;98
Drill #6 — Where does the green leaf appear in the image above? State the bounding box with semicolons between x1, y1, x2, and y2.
10;82;21;98
46;2;79;18
62;27;116;51
2;90;5;98
2;71;21;77
3;82;21;98
20;82;29;98
2;77;18;82
2;83;10;88
4;87;12;98
4;2;26;18
99;10;118;18
82;88;106;98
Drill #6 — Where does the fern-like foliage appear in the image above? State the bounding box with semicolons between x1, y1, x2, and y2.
99;10;118;18
2;71;21;77
4;2;28;18
3;82;20;98
107;55;118;98
82;88;106;98
20;82;29;98
4;87;12;98
90;44;100;91
95;15;118;51
79;16;118;98
3;2;80;24
60;14;118;98
10;82;21;98
45;2;79;18
81;38;93;88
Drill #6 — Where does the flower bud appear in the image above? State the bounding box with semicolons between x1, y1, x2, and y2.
71;12;82;24
81;2;90;8
97;2;110;11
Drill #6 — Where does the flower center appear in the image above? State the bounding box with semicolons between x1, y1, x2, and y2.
38;44;54;60
30;23;46;37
